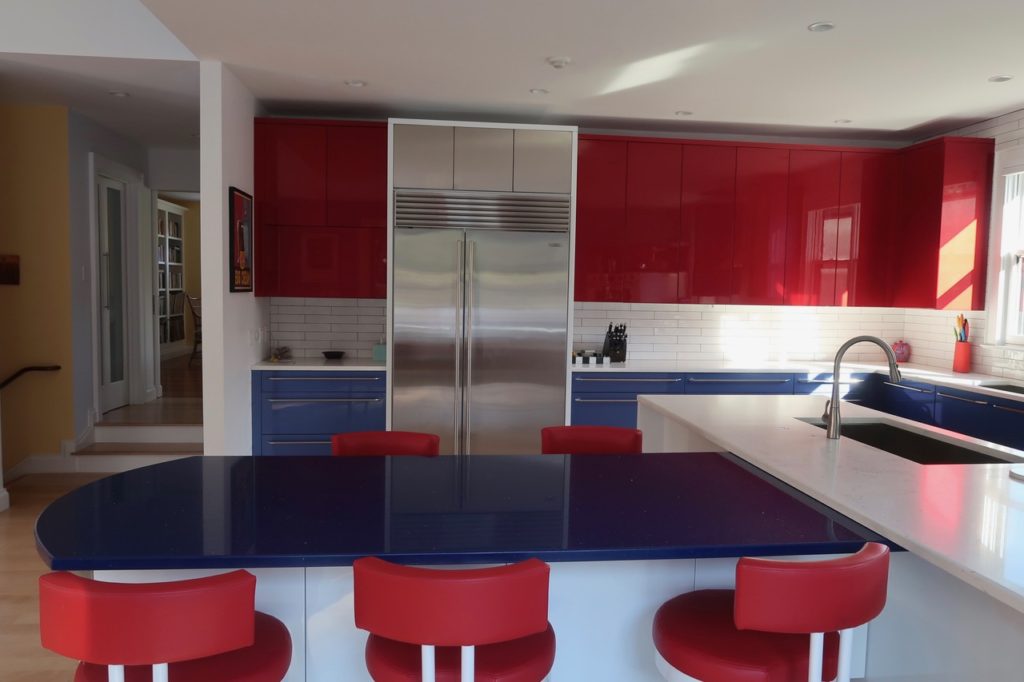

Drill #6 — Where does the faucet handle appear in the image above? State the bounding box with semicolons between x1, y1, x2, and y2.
821;399;832;425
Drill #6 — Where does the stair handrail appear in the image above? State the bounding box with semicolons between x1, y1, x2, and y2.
0;365;61;391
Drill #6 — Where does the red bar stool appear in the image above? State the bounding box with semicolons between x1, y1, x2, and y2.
39;570;292;682
354;556;556;682
652;543;889;682
540;425;642;455
332;431;440;457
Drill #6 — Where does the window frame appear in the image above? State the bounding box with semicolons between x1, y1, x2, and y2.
984;145;1024;347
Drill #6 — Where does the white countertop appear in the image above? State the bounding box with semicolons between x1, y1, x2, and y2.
638;393;1024;614
252;359;385;371
574;359;1024;403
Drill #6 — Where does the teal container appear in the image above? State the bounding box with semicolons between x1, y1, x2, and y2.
372;343;386;363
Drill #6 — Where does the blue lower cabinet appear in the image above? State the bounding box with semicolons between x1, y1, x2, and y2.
572;373;684;394
878;379;935;425
252;371;386;455
794;372;876;404
934;387;1024;449
683;373;795;395
987;397;1024;450
571;392;640;429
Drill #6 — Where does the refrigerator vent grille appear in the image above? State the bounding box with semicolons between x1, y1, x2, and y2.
394;190;570;232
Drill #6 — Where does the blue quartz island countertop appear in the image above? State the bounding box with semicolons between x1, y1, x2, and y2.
35;453;893;571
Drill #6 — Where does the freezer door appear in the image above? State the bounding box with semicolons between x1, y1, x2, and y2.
464;229;569;454
392;228;464;455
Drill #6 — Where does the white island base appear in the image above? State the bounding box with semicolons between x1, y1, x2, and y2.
639;394;1024;680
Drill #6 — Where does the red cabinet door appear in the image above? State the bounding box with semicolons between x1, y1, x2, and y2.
575;138;628;302
938;139;993;310
839;151;899;307
892;144;944;308
623;141;683;303
327;124;387;228
257;121;327;226
785;150;842;306
265;225;386;298
681;145;736;303
733;147;788;304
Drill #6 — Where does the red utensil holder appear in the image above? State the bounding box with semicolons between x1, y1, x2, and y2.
952;341;972;373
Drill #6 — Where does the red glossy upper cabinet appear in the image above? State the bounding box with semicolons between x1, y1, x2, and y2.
623;141;683;303
680;145;736;303
255;120;327;226
575;137;628;302
785;150;842;306
892;137;993;310
326;123;387;228
839;151;900;307
732;147;788;304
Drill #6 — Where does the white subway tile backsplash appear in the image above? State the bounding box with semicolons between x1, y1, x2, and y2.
271;297;386;359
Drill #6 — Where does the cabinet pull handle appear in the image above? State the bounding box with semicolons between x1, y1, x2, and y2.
797;379;860;385
883;382;930;394
268;440;331;445
268;377;381;381
993;403;1024;415
267;398;383;404
937;392;988;406
687;378;790;384
575;377;682;383
573;398;638;404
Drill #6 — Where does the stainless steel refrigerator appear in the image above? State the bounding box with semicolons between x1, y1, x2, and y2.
391;189;571;455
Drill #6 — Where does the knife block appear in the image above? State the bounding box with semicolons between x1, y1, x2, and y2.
602;333;627;362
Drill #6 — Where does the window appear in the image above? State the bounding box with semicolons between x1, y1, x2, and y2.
987;146;1024;345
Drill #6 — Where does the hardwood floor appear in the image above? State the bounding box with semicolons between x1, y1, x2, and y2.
160;354;202;399
98;354;204;426
0;474;105;681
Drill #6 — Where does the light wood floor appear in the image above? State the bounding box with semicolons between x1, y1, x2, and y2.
1;474;105;681
98;355;203;426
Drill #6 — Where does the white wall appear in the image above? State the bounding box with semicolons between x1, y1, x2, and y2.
0;0;194;60
67;110;149;437
200;61;269;455
947;106;1024;151
148;147;200;192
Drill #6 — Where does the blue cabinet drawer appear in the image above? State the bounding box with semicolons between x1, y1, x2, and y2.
684;373;795;395
260;394;386;435
572;373;684;394
259;434;335;456
879;379;935;425
570;392;640;429
934;388;1024;449
260;371;386;394
794;372;874;402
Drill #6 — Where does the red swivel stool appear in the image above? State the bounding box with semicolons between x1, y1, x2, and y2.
332;431;441;457
653;542;889;682
354;556;556;682
540;425;642;455
39;570;292;682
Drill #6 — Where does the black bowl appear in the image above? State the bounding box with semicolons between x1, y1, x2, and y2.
322;351;345;360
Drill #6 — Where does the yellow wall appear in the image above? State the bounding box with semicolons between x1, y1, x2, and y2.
0;105;73;474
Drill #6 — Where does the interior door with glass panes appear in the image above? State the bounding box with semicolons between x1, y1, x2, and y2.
98;176;129;413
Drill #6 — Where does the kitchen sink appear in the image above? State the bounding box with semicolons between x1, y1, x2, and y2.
980;383;1024;396
798;419;1012;465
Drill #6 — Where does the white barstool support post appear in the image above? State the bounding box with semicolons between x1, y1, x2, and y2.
107;665;125;682
461;645;475;682
152;663;169;682
421;644;436;682
837;628;854;682
808;632;824;682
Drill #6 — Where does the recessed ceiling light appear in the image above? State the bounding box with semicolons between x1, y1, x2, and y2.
807;21;835;32
834;119;852;124
530;88;549;95
107;91;130;98
674;110;694;117
344;80;367;88
546;56;572;70
989;75;1014;83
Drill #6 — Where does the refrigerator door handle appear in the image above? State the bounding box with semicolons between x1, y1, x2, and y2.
454;239;465;455
463;239;476;454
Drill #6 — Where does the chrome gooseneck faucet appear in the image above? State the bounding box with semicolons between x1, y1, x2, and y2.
824;336;902;439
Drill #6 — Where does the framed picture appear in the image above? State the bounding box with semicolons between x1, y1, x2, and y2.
229;186;253;292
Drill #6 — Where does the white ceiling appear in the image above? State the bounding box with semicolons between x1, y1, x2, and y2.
0;53;199;148
140;0;1024;142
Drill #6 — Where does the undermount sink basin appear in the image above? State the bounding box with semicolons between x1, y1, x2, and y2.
798;419;1011;465
980;383;1024;396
